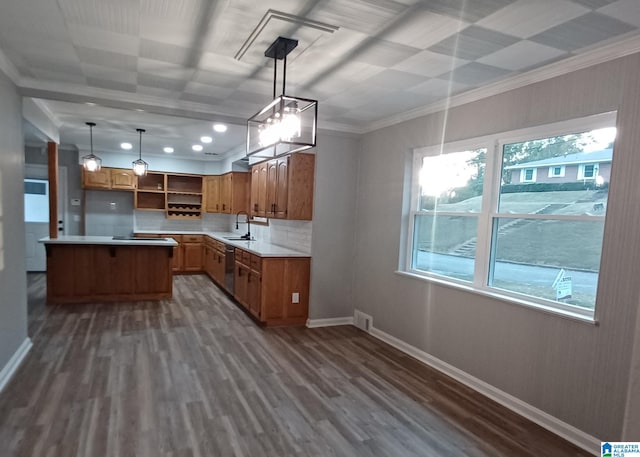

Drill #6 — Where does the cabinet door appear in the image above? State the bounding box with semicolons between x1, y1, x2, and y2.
82;168;111;189
274;157;288;218
220;173;232;213
250;166;261;217
248;270;261;318
172;245;183;272
234;262;249;308
183;243;203;271
266;160;278;217
110;169;137;190
213;250;225;285
204;176;220;213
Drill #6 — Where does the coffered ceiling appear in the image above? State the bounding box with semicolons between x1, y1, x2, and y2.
2;0;640;160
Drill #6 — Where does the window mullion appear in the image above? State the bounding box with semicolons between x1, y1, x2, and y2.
474;140;500;288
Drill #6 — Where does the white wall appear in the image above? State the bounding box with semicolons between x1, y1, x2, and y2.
309;131;360;320
0;72;29;377
353;53;640;440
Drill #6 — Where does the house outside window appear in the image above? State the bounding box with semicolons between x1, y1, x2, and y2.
521;168;536;182
406;113;617;320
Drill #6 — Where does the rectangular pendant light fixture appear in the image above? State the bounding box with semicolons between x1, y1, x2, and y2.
246;37;317;164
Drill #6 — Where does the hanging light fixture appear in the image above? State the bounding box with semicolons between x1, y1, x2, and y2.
132;128;148;176
246;36;317;163
81;122;102;172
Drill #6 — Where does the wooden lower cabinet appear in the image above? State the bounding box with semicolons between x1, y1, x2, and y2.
234;248;310;326
203;237;226;286
45;244;173;304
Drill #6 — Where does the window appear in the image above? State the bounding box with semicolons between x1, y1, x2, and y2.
520;168;536;182
410;144;487;282
579;163;598;179
407;113;617;319
548;165;565;177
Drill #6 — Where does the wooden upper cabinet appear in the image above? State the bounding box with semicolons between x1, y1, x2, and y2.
220;173;232;213
254;153;314;221
218;172;249;214
82;167;136;191
204;175;220;213
250;164;267;218
274;158;288;218
110;168;137;190
82;168;111;189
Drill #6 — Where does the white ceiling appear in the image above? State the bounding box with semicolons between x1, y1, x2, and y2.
3;0;640;161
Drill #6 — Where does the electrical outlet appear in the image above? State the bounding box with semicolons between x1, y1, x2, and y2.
292;292;299;303
109;202;117;210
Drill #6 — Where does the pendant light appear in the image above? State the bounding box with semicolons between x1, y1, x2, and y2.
132;128;148;177
81;122;102;172
246;36;317;163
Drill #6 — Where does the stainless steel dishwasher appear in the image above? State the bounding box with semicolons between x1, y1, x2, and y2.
224;244;235;293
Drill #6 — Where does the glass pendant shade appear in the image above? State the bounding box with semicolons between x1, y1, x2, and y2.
132;159;148;176
81;122;102;172
132;128;148;176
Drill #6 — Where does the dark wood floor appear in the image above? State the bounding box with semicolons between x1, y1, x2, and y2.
0;273;590;457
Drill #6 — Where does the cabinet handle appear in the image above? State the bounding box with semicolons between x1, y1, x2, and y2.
238;267;242;276
254;203;258;211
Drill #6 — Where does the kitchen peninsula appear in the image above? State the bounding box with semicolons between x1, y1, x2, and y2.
40;236;178;304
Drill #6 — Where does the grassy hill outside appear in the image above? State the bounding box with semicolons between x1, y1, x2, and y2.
414;190;608;309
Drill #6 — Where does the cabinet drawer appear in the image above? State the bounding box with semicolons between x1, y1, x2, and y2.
250;254;261;272
183;234;203;243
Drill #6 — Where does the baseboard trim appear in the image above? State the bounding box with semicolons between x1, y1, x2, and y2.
368;326;600;456
0;337;32;393
306;317;354;328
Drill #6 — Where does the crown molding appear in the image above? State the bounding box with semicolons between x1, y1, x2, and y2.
31;98;63;129
0;47;21;85
363;33;640;134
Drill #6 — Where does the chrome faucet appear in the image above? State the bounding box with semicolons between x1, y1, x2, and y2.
235;211;251;240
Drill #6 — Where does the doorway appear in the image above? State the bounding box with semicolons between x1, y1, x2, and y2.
24;164;67;272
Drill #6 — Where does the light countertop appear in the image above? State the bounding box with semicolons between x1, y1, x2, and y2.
39;235;178;247
135;230;311;258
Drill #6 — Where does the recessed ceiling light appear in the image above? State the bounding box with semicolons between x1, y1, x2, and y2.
85;102;96;106
134;108;145;112
163;147;174;153
192;144;203;152
200;136;213;143
213;124;227;133
121;142;132;150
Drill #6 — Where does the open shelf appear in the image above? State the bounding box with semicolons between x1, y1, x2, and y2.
134;172;204;218
135;191;166;211
167;174;202;194
137;172;165;191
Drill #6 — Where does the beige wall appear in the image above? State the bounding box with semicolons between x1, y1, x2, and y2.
0;72;28;373
354;53;640;439
309;131;360;320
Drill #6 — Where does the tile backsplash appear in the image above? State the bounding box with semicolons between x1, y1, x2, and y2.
134;211;312;254
85;190;134;236
134;211;230;232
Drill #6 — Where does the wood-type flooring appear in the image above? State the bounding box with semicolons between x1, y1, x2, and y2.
0;273;591;457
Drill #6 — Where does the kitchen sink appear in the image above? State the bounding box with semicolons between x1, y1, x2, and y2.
223;236;255;241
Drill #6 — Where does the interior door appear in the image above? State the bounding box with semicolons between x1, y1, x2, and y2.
24;164;67;271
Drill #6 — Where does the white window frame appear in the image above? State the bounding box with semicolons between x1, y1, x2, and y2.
520;168;537;182
405;112;616;321
578;163;598;180
548;165;566;177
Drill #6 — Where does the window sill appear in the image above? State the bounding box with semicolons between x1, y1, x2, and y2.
394;270;598;326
